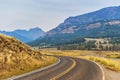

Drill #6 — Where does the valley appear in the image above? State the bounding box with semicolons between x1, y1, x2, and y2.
40;49;120;80
0;5;120;80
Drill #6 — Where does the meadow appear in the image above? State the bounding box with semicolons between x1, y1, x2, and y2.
41;49;120;71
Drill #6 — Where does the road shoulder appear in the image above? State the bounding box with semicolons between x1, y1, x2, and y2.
104;67;120;80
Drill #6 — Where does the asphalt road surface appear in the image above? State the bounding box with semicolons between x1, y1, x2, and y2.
9;56;104;80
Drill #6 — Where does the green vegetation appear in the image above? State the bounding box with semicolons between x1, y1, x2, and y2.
57;37;120;51
58;41;96;50
28;19;120;47
110;37;120;44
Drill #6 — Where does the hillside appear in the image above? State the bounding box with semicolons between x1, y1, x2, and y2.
0;34;56;79
47;6;120;35
29;20;120;46
28;6;120;47
0;27;45;43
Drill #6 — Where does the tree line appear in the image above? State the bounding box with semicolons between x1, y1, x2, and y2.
57;40;120;51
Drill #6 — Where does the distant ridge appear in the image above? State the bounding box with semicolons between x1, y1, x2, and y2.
28;6;120;46
0;27;45;43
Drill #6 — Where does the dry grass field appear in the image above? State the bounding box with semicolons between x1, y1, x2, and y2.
0;34;119;79
41;49;120;71
0;34;56;79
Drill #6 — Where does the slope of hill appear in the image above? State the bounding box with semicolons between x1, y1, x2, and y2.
29;19;120;46
0;34;56;79
47;6;120;35
28;6;120;47
0;27;45;43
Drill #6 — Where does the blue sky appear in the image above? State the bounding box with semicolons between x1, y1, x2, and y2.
0;0;120;32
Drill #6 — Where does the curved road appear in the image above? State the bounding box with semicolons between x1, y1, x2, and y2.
9;56;104;80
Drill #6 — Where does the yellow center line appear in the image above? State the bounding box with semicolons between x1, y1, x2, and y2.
50;58;76;80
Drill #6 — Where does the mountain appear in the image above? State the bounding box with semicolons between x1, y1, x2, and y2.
28;6;120;46
0;27;45;43
47;6;120;35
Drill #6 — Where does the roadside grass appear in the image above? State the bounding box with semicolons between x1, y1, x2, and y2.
0;34;57;79
40;49;88;56
0;55;56;79
106;53;120;58
41;49;120;71
78;56;120;71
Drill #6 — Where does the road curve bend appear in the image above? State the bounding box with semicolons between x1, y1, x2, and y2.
7;56;104;80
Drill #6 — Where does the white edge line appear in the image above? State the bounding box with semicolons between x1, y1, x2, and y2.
90;60;105;80
5;58;60;80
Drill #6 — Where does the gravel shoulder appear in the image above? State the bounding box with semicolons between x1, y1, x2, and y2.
104;67;120;80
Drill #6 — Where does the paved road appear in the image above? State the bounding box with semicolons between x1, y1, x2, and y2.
10;56;104;80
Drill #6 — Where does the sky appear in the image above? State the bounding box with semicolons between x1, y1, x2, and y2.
0;0;120;32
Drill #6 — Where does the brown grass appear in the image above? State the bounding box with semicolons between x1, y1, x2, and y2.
78;56;120;71
41;49;120;71
0;34;56;79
